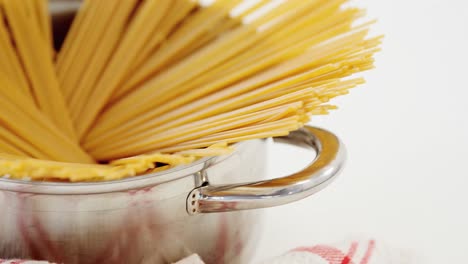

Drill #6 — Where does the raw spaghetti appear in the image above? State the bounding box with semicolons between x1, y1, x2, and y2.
0;0;381;182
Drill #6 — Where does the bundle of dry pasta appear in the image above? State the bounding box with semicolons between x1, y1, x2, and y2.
0;0;381;182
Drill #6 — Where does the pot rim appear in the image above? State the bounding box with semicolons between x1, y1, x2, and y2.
0;155;213;194
0;141;250;194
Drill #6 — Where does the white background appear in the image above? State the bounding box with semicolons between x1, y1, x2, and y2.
254;0;468;263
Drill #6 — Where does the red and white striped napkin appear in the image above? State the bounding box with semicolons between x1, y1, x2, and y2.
0;238;413;264
176;238;413;264
258;238;413;264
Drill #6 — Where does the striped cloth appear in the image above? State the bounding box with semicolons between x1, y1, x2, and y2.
0;238;413;264
179;238;413;264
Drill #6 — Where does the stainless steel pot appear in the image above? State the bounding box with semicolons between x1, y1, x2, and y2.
0;3;346;263
0;126;345;263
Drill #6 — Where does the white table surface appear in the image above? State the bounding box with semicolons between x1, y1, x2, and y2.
253;0;468;263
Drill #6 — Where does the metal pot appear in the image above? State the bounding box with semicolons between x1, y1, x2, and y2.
0;3;346;263
0;126;345;263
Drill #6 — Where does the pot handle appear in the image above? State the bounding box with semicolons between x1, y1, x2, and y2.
187;126;346;214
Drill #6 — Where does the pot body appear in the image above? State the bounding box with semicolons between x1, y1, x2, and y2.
0;140;268;264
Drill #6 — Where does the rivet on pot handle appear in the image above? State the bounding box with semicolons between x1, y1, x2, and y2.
187;126;346;215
